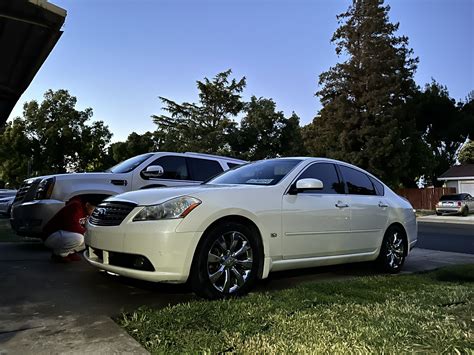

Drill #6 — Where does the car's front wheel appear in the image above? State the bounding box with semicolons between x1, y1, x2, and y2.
191;221;260;299
377;225;406;273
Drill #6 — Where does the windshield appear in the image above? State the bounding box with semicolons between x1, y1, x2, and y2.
107;153;154;173
207;159;302;186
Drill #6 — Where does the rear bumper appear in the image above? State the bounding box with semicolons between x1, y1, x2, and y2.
10;199;64;237
436;207;463;215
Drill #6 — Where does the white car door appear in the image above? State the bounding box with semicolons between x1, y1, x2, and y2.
338;165;389;252
281;162;351;259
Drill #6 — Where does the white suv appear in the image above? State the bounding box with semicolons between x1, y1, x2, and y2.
10;152;245;237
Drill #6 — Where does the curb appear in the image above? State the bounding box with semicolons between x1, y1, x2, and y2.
417;217;474;226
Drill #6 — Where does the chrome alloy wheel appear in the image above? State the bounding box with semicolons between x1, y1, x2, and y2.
207;231;254;294
386;231;405;269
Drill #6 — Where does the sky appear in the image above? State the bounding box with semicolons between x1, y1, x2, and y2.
9;0;474;142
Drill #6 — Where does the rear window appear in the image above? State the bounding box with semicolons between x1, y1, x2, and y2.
187;158;223;181
439;194;465;201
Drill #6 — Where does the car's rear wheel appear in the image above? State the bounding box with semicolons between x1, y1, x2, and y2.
191;221;260;299
377;225;406;273
462;207;469;216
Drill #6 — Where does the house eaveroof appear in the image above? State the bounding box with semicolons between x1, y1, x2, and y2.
84;157;417;299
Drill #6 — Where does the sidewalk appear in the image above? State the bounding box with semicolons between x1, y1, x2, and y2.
417;214;474;225
0;242;473;354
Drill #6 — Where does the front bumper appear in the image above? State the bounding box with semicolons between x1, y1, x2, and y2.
84;218;203;283
10;199;64;236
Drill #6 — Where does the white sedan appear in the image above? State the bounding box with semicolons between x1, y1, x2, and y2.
84;158;417;299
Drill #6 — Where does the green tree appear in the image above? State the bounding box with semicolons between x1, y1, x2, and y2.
231;97;305;160
458;140;474;165
108;131;156;165
152;70;245;155
0;90;112;185
306;0;418;186
0;118;38;187
403;82;473;185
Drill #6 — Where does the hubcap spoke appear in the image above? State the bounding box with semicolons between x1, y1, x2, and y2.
229;232;239;253
209;265;225;283
223;268;232;293
231;267;245;287
217;236;228;253
208;252;221;263
235;258;253;270
232;241;250;258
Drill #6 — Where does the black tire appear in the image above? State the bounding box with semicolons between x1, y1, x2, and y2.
190;221;260;299
462;207;469;217
436;212;442;216
377;225;406;274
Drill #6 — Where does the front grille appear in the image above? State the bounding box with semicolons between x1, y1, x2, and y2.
14;180;35;203
89;201;137;226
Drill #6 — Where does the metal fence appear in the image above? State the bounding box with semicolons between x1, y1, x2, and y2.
395;187;456;210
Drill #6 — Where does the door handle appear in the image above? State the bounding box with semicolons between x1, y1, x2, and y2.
335;201;349;208
378;202;388;208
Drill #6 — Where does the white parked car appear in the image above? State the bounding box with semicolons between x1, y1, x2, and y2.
436;193;474;216
85;158;417;299
10;152;244;237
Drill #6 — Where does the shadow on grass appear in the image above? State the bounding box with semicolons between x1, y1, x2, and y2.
426;264;474;283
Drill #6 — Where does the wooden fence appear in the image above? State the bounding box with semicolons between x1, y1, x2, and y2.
395;187;456;210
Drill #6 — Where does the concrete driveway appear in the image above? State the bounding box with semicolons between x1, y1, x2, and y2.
1;241;473;354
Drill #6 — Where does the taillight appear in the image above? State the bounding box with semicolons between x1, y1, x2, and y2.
457;201;462;207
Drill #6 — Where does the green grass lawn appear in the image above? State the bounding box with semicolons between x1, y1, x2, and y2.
118;265;474;353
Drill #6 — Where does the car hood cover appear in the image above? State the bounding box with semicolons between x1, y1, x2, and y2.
107;184;263;206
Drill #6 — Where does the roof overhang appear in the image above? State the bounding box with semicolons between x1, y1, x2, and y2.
438;177;474;181
0;0;66;125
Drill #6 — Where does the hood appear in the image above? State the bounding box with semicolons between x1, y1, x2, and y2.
108;184;269;206
29;172;125;182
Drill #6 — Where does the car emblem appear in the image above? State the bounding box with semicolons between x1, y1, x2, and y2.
96;207;107;217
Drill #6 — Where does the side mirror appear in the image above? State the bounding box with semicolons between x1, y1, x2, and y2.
295;178;324;192
142;165;164;178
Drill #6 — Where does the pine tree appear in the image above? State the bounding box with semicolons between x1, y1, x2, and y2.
306;0;418;186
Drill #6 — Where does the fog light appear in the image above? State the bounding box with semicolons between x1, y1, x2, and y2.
133;256;147;269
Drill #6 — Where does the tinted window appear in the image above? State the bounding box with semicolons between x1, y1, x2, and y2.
339;166;376;195
297;163;344;194
188;158;223;181
147;156;189;180
440;194;467;201
108;153;154;173
208;159;302;186
369;176;384;196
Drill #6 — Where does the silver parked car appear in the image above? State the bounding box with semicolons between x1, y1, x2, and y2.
0;189;17;216
436;193;474;216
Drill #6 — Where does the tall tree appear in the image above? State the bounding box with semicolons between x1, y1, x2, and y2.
458;140;474;165
231;97;306;160
306;0;418;186
402;82;473;185
152;70;245;155
0;118;38;186
0;90;112;185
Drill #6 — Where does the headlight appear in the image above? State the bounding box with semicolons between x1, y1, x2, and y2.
35;177;55;200
133;196;201;221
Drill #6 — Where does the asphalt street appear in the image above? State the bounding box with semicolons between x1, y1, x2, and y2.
417;222;474;254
